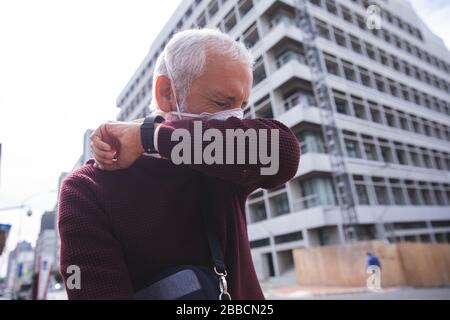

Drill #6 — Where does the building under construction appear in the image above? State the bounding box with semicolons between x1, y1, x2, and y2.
115;0;450;280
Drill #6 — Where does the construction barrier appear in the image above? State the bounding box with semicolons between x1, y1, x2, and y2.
293;240;450;288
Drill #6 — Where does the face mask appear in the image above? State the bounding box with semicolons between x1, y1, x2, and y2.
166;108;244;121
164;58;244;122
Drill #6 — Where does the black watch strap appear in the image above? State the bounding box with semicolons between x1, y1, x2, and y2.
140;115;165;154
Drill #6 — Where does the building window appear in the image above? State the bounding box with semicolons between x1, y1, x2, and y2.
351;98;367;120
326;0;338;15
271;193;290;217
243;22;260;48
407;146;419;167
378;49;390;67
362;138;378;161
365;42;376;60
403;63;411;76
423;121;432;137
421;149;433;168
333;27;347;47
315;18;331;40
340;5;353;23
398;112;410;131
185;6;193;19
394;221;427;230
238;0;253;18
274;231;303;244
353;175;370;205
406;181;421;205
411;116;423;134
324;53;340;76
373;177;390;205
224;9;237;32
390;179;406;205
249;202;267;223
299;176;336;209
387;79;399;97
356;13;365;29
382;30;391;43
250;238;270;248
358;67;372;87
369;103;383;124
334;90;349;114
342;61;356;82
379;140;394;163
344;138;361;158
374;74;386;92
433;187;446;206
298;131;325;154
350;35;363;54
384;107;398;128
208;0;219;17
445;185;450;204
394;143;408;165
433;152;443;170
252;56;266;86
196;12;207;28
391;55;401;71
419;183;434;205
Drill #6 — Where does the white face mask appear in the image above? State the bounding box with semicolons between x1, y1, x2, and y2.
164;60;244;122
166;108;244;121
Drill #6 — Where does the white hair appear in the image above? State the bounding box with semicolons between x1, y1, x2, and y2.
150;28;254;112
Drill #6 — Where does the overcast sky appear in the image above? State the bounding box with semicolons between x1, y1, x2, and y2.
0;0;449;277
0;0;183;277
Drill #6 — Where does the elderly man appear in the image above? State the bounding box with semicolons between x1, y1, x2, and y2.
58;29;300;300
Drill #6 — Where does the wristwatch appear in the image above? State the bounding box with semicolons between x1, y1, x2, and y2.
140;115;165;154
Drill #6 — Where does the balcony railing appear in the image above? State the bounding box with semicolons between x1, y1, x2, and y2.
293;193;338;211
276;51;306;69
283;93;316;111
268;15;293;30
293;194;319;211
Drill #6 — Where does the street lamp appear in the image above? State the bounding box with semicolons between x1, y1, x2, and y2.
0;205;32;216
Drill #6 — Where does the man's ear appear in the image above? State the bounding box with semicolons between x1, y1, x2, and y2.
155;75;176;113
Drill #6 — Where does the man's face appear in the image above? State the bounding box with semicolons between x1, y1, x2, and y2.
181;51;253;114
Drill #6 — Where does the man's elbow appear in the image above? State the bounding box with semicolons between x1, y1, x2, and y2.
259;127;300;188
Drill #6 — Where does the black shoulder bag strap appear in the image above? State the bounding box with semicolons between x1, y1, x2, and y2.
198;174;232;300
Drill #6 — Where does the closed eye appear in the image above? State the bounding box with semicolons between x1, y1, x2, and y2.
214;101;228;108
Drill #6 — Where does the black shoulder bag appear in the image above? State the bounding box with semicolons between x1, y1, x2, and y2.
134;175;231;300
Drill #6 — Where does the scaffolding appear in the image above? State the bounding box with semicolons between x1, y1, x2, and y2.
294;0;358;242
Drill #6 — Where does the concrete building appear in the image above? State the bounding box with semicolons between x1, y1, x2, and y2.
53;128;93;285
33;211;57;299
5;241;34;298
0;143;3;186
0;224;11;257
0;223;11;294
72;129;94;171
115;0;450;280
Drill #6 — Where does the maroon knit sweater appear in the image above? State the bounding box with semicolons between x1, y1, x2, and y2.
58;117;300;299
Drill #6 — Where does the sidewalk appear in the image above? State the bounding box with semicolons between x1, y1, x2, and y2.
259;269;398;299
264;285;373;299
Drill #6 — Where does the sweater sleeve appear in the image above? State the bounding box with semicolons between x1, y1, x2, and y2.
156;117;300;194
58;173;134;299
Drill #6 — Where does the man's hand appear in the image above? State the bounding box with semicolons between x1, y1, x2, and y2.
90;120;145;171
